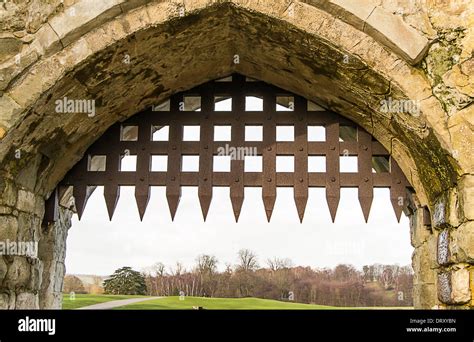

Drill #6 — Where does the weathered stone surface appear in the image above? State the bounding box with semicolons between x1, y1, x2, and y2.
451;268;471;304
16;189;36;213
365;6;429;64
39;206;72;309
48;0;124;47
459;175;474;221
438;267;471;305
15;292;39;309
450;222;474;263
0;216;18;241
437;229;450;266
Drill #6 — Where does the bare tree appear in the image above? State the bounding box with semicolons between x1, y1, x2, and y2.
237;249;259;272
267;257;293;271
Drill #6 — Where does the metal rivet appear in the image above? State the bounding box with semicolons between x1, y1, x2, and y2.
299;178;304;183
140;177;144;182
142;147;146;151
203;177;208;182
267;147;272;151
397;180;401;184
172;146;177;150
299;147;304;152
364;177;369;182
235;178;240;183
171;176;176;181
363;145;368;151
330;177;336;182
204;145;208;150
267;178;272;182
330;146;336;151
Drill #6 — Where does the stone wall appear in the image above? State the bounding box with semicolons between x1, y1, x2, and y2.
0;0;472;309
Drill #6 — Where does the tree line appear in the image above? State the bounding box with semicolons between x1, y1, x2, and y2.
141;249;413;307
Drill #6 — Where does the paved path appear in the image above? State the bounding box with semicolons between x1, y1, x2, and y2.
77;296;163;310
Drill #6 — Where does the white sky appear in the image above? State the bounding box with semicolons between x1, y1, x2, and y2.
65;97;413;276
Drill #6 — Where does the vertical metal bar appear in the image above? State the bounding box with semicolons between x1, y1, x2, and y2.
262;89;276;222
325;122;340;222
103;124;121;220
230;74;245;222
198;90;214;221
293;96;308;223
135;118;152;221
357;128;373;222
390;158;406;222
72;157;89;220
166;94;183;221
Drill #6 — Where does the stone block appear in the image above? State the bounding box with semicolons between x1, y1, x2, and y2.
450;222;474;263
438;267;471;305
459;175;474;221
365;6;429;64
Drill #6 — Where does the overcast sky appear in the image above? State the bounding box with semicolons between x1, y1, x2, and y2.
65;97;413;276
66;184;412;276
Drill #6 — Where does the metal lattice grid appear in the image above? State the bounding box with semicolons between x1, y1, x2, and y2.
46;74;412;223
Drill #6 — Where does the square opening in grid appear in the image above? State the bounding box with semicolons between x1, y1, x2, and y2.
213;155;231;172
340;156;358;172
120;155;137;171
120;125;138;141
372;156;390;173
339;126;357;142
308;126;325;142
152;99;170;111
276;96;294;111
308;156;326;172
152;125;169;141
183;126;200;141
244;156;262;172
88;155;106;171
182;155;199;172
151;155;168;172
307;100;325;111
214;126;231;141
276;126;294;141
182;96;201;111
245;125;263;141
214;96;232;111
276;156;294;172
245;96;263;111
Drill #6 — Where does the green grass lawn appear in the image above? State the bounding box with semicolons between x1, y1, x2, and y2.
62;294;413;310
114;296;335;310
61;293;147;310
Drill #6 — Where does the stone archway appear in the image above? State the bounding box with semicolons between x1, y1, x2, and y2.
0;0;472;309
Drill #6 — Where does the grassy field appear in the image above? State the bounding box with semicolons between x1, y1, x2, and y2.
62;294;412;310
62;294;147;310
115;296;334;310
